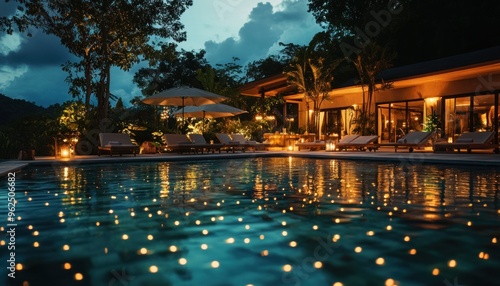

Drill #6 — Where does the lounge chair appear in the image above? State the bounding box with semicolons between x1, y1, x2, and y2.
98;133;140;156
187;134;224;154
230;134;270;151
215;133;245;153
433;131;499;153
377;131;434;152
295;140;327;151
337;135;379;151
162;134;197;154
295;134;359;151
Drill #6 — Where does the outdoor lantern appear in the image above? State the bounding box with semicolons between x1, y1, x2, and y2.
60;143;71;158
255;114;263;121
326;141;336;152
448;137;453;143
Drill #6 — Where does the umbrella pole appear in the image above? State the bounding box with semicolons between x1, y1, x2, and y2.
202;111;206;134
182;97;185;127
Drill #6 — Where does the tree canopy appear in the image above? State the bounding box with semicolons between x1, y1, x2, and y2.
1;0;193;121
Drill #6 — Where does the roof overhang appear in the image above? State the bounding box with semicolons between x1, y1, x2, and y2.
240;74;298;97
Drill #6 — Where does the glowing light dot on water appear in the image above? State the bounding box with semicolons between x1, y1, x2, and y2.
169;245;178;252
313;225;319;230
0;241;4;246
122;234;129;240
202;230;209;235
261;250;269;256
16;263;23;271
432;268;440;275
74;273;83;280
130;212;135;217
28;225;33;230
139;248;148;255
282;231;288;237
147;235;154;240
179;258;187;265
354;247;362;253
33;242;39;247
386;225;393;231
211;217;216;222
283;264;292;272
409;249;417;255
375;257;385;265
334;218;340;223
195;220;201;225
218;216;224;221
385;278;396;286
63;263;71;270
211;261;220;268
109;210;114;214
63;245;70;251
174;221;180;226
60;218;65;223
114;220;120;225
96;222;100;226
332;234;340;242
493;237;497;244
333;283;343;286
33;231;39;236
45;202;49;206
238;218;243;222
201;244;208;250
448;260;457;267
314;261;322;268
404;236;410;242
245;225;250;230
149;265;158;273
226;237;235;244
260;235;265;240
157;210;162;215
244;238;250;244
289;241;297;247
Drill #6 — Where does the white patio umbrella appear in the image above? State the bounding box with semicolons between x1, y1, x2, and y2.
173;103;248;133
141;86;228;124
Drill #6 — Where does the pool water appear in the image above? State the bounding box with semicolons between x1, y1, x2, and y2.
1;157;499;286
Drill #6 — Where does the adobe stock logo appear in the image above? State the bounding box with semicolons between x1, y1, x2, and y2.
341;0;403;58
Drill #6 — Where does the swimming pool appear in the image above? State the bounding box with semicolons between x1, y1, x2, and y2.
1;157;499;286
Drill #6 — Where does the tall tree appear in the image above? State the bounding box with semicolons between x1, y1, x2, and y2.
1;0;193;121
134;48;209;97
350;43;395;135
285;35;339;136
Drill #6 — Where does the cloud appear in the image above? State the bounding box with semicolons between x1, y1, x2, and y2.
1;65;72;106
0;65;29;89
2;31;73;66
204;0;323;65
0;33;24;56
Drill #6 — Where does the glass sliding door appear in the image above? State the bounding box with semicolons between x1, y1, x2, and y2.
377;100;424;143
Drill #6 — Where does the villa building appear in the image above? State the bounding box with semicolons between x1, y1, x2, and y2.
240;46;500;147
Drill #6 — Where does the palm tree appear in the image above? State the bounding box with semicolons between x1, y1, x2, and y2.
349;43;395;135
286;46;335;138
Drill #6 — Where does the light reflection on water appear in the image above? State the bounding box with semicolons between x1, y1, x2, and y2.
1;157;499;286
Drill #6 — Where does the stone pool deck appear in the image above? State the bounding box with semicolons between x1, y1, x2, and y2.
1;146;500;177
